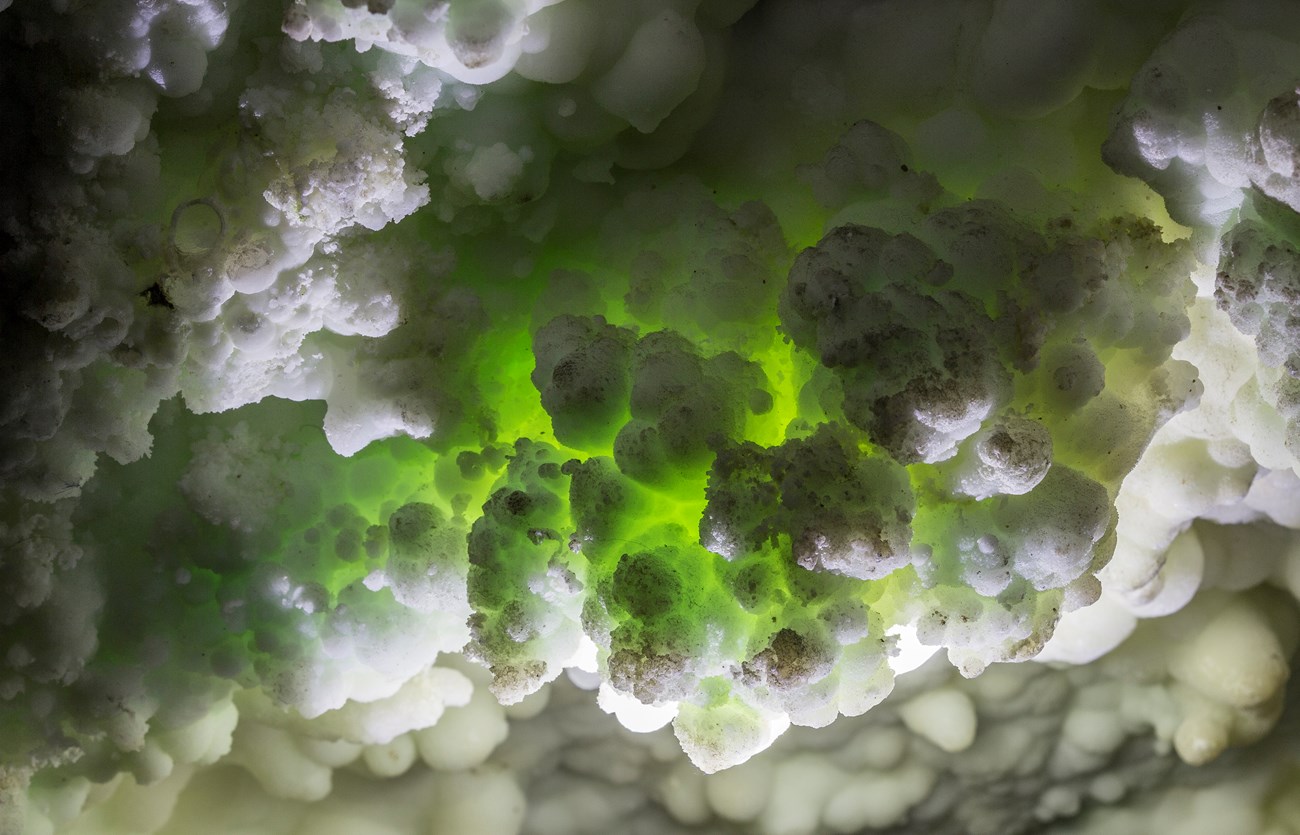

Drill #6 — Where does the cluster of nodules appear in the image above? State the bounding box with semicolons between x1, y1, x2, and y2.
532;316;771;480
782;197;1198;473
465;439;589;704
9;1;1300;829
701;424;914;579
1093;0;1300;500
1215;222;1300;462
0;0;411;514
463;429;903;765
20;580;1300;835
286;0;759;136
454;164;1200;758
0;406;480;780
1100;2;1300;474
176;430;473;717
0;0;776;537
1103;6;1300;226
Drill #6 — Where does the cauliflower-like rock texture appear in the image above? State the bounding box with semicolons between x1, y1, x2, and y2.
8;0;1300;832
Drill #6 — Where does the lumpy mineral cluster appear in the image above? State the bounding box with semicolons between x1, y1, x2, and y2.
4;1;1300;833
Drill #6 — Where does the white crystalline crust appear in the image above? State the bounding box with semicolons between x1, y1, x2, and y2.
4;0;1300;833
